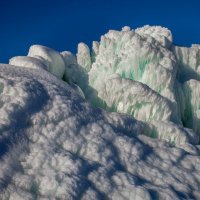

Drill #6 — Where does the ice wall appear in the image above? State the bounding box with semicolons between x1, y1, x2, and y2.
85;26;200;143
0;64;199;199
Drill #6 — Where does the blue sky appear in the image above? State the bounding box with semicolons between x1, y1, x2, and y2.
0;0;200;63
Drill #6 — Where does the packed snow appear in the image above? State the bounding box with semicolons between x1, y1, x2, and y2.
0;25;200;199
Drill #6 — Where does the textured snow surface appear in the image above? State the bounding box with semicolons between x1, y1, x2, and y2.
135;25;173;48
0;25;200;199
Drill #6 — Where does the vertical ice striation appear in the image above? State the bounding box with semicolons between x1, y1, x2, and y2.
182;80;200;136
173;44;200;137
77;42;92;72
88;28;177;102
9;56;49;71
98;75;176;122
173;44;200;82
91;41;99;63
83;26;199;144
87;27;180;139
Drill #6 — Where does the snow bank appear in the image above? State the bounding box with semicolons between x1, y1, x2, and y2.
0;64;200;199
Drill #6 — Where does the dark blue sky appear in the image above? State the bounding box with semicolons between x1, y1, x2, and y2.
0;0;200;63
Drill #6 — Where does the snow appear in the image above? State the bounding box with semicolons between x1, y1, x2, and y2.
61;51;77;67
182;79;200;135
60;51;77;82
28;45;65;78
9;56;48;71
173;44;200;137
135;25;173;48
91;41;99;62
88;27;177;104
97;74;176;122
77;42;92;72
0;25;200;199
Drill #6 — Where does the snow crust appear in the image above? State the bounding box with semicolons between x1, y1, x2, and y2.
0;25;200;199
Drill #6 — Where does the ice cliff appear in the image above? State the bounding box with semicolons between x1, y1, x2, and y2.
0;25;200;199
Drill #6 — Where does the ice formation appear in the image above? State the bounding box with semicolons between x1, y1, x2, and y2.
27;45;65;78
0;25;200;199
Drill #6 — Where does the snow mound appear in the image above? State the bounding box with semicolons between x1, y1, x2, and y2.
0;25;200;199
9;56;48;70
0;64;200;199
28;45;65;78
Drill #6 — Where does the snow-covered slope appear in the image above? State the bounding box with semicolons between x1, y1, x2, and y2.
0;25;200;199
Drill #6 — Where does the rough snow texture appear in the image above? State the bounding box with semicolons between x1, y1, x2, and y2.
0;25;200;199
135;25;173;48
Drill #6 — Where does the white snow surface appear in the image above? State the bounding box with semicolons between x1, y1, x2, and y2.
0;25;200;199
28;45;65;78
9;56;48;71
